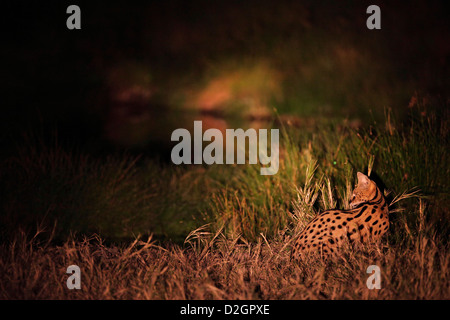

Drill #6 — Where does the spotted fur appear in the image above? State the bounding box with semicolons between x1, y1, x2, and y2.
291;172;389;259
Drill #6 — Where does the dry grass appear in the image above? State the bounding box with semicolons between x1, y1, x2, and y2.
1;220;448;300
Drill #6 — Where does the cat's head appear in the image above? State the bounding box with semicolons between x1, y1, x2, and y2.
349;172;379;209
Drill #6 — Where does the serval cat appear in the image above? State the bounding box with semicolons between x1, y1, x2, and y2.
291;172;389;259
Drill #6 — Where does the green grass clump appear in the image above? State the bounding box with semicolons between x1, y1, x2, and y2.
0;140;154;240
0;98;447;247
205;100;448;243
0;138;216;242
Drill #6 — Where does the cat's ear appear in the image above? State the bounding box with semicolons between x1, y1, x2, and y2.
357;172;370;188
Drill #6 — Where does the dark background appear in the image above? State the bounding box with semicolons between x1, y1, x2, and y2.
1;0;448;157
